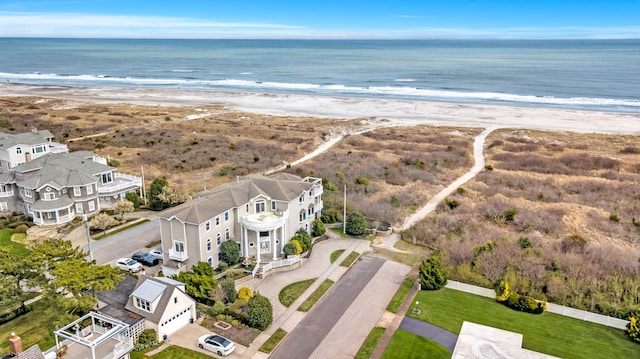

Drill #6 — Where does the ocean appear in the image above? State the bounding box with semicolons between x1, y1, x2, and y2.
1;38;639;113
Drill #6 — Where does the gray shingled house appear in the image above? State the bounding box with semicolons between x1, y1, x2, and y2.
0;131;141;225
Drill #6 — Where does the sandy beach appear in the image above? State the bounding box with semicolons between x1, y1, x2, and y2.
1;83;638;135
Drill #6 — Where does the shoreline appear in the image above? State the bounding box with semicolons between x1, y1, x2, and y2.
1;82;639;135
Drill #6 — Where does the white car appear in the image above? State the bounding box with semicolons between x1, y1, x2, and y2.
197;334;235;356
149;248;163;259
115;258;143;273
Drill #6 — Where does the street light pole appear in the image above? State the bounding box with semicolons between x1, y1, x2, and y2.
83;214;94;261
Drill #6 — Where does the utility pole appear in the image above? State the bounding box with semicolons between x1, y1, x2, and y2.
83;213;94;261
343;184;346;234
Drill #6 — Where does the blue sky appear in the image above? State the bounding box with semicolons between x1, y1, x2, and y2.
0;0;639;39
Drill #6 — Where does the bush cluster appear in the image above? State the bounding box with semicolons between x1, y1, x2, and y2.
626;316;640;343
320;209;340;223
495;280;545;314
0;304;30;325
134;329;158;351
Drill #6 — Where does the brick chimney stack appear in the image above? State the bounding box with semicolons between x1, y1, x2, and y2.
9;332;23;354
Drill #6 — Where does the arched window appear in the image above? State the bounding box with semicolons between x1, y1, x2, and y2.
299;209;306;222
16;147;22;155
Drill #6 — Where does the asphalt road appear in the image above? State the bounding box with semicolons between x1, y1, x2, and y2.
399;316;458;352
270;256;386;359
88;219;161;265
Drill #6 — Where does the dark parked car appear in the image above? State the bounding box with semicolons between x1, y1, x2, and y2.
132;252;159;266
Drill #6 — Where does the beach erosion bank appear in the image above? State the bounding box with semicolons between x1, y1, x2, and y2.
1;82;638;135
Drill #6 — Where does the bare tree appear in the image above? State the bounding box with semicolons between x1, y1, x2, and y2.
90;213;114;236
114;200;134;220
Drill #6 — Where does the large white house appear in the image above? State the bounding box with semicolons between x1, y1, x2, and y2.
158;173;323;275
0;130;141;225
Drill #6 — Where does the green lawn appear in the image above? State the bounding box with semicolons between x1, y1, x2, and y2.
152;345;216;359
330;249;345;264
339;251;360;267
258;328;287;353
381;330;450;359
298;279;334;312
279;278;316;307
93;219;150;240
0;299;73;354
386;276;416;313
354;327;385;359
0;228;30;257
412;288;638;359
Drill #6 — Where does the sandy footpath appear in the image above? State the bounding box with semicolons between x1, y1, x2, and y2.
1;83;638;135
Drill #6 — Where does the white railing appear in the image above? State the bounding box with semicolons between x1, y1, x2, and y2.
101;337;133;359
0;189;14;197
252;261;261;278
98;175;142;194
114;172;141;182
49;143;69;154
168;249;188;261
445;280;629;330
262;255;301;274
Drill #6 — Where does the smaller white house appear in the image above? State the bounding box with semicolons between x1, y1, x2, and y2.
96;275;196;342
124;276;197;341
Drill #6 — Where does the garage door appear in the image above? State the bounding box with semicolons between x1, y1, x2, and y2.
160;306;193;338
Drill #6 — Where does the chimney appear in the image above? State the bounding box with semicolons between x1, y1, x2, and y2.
30;127;38;134
9;332;23;354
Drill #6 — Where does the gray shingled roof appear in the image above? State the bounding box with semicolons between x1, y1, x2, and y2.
13;153;107;189
96;276;145;326
12;344;45;359
125;275;193;325
0;130;54;149
31;196;74;211
159;174;313;224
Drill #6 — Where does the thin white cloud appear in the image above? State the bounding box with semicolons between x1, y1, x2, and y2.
1;11;639;39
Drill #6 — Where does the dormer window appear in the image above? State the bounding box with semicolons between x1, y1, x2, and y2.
73;187;82;196
101;172;113;184
24;188;32;198
43;192;55;201
135;297;151;312
255;200;265;213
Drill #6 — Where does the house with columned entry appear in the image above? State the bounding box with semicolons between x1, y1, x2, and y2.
157;173;323;276
0;131;141;225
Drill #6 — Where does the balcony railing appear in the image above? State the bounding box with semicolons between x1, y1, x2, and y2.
168;249;188;262
49;143;69;154
98;173;142;194
239;209;288;231
0;189;14;197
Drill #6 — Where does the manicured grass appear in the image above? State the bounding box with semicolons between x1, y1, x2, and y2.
279;278;316;307
381;330;450;359
386;276;416;313
330;227;350;238
298;279;334;312
413;288;638;359
93;218;150;240
0;228;30;257
339;251;360;267
0;299;74;354
354;327;385;359
145;239;162;248
258;328;287;353
152;345;214;359
330;249;345;264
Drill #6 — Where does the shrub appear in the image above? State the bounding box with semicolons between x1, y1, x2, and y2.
496;280;545;314
210;301;226;316
283;241;300;256
216;313;226;321
355;177;370;186
609;213;620;222
518;236;532;249
134;329;158;351
346;212;367;236
444;198;461;210
220;279;237;303
246;294;273;330
125;192;141;208
626;316;640;343
419;253;447;290
13;224;28;234
225;268;245;280
312;219;326;237
238;286;253;302
291;229;311;252
321;209;340;223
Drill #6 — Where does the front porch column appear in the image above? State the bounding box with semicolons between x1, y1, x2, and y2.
255;231;261;262
271;228;277;260
243;226;249;257
56;209;62;224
